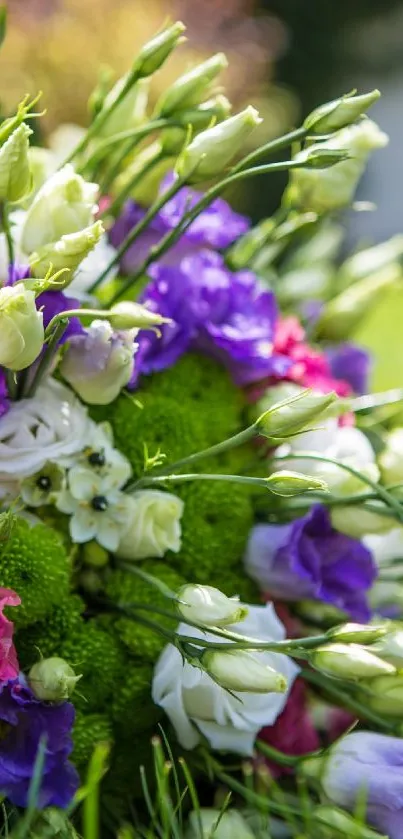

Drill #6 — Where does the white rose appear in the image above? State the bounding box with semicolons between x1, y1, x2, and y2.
152;603;299;756
116;490;184;560
0;378;91;481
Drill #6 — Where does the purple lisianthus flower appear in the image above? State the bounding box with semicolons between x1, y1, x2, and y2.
244;505;377;621
0;676;79;808
37;291;84;342
327;342;371;395
109;173;249;274
321;731;403;839
0;370;9;418
130;250;292;388
6;263;30;286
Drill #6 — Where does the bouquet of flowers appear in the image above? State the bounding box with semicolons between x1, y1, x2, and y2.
2;15;403;839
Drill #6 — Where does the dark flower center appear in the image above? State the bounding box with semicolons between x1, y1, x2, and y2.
91;495;109;512
88;451;106;467
37;476;51;491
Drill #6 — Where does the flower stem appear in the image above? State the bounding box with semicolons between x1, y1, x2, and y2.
129;424;257;490
44;307;112;339
24;320;68;398
301;668;398;734
255;739;320;768
135;472;270;490
104;147;166;218
230;125;308;174
83;118;170;179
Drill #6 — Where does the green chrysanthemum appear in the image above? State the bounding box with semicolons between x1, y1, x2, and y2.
60;620;127;712
16;595;85;669
105;562;185;661
0;518;71;627
111;662;161;734
72;711;113;769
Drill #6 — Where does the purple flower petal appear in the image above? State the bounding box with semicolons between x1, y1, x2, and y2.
327;343;371;395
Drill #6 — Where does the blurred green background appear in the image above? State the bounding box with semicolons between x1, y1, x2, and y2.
2;0;403;390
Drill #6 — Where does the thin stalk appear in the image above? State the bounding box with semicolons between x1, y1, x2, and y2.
104;148;166;218
129;424;257;490
230;125;308;174
301;668;398;734
89;174;186;293
136;472;270;490
210;766;303;820
105;159;307;305
350;388;403;413
44;307;112;338
79;119;169;174
24;321;68;398
255;740;318;767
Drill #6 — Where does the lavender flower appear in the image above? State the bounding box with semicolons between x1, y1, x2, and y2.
244;505;377;621
317;731;403;839
0;370;9;417
109;173;249;274
130;250;292;387
327;343;371;395
0;676;79;808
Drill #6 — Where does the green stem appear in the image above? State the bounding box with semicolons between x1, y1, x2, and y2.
301;668;398;734
350;388;403;413
135;472;270;490
129;424;257;490
1;202;14;266
89;175;186;293
255;739;319;768
230;125;308;174
105;159;306;305
209;765;303;819
272;452;403;522
79;119;169;175
24;320;68;398
44;307;112;339
104;148;166;218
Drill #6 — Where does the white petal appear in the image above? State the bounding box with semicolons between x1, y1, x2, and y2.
68;466;100;501
70;508;97;543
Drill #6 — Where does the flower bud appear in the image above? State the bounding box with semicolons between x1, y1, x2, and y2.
21;164;98;256
60;319;135;405
379;428;403;486
133;22;186;78
315;263;399;341
176;106;262;183
0;122;32;202
28;657;81;702
370;627;403;668
366;674;403;716
285;119;388;213
154;53;228;117
29;220;104;278
0;284;44;371
255;388;337;440
186;809;255;839
109;300;171;330
304;89;381;134
326;623;388;645
98;77;149;139
82;540;109;568
301;148;349;168
337;234;403;287
176;95;232;129
312;804;386;839
203;649;287;694
266;470;328;497
177;584;248;627
311;643;396;680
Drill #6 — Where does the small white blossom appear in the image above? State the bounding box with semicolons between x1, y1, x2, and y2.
56;465;130;551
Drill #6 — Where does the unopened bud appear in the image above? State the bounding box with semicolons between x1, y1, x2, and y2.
29;220;104;278
315;263;399;341
301;148;349;168
366;674;403;717
203;649;287;694
133;22;186;78
311;643;396;680
370;626;403;668
326;623;388;645
312;804;386;839
266;470;328;497
177;584;248;627
154;53;228;117
304;89;381;134
82;540;109;568
29;657;81;702
0;122;32;202
109;300;171;330
176;106;261;183
255;388;337;440
99;77;149;139
0;284;44;371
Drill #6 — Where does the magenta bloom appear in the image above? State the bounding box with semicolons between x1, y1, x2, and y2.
259;679;320;776
245;505;377;621
0;588;20;684
109;173;249;274
130;250;291;387
0;676;78;808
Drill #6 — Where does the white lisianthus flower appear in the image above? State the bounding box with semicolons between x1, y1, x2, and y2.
152;603;299;755
0;284;44;371
56;465;131;551
21;164;98;255
116;490;184;560
0;379;91;481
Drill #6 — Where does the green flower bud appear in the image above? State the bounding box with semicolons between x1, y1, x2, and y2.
311;643;396;680
326;622;388;645
369;626;403;668
266;470;328;497
0;123;32;203
98;77;149;139
133;22;186;78
177;584;248;627
312;804;386;839
109;300;171;330
304;89;381;134
154;53;228;117
255;388;337;441
29;220;104;278
366;674;403;716
202;649;287;693
176;106;262;183
28;657;81;702
315;263;400;341
82;540;109;568
301;148;349;168
0;284;44;371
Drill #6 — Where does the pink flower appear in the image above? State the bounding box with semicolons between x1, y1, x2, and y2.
273;317;352;397
258;678;320;776
0;588;21;684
